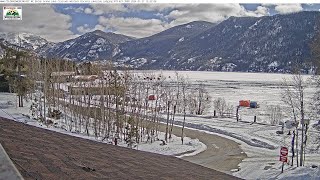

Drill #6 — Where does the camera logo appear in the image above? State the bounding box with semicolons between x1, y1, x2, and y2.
3;6;22;20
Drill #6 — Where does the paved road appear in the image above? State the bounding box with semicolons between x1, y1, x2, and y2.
159;124;247;173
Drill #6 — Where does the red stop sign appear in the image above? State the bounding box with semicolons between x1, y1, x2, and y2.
280;147;288;156
279;156;287;162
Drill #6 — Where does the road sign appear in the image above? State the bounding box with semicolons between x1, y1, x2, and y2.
279;146;289;173
280;147;288;156
279;156;287;162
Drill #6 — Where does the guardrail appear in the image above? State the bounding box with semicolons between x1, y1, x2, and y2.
0;144;24;180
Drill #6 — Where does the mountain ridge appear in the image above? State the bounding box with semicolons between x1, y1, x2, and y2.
1;12;320;73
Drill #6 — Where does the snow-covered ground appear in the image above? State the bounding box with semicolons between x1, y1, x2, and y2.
0;93;206;158
143;70;315;122
130;71;320;179
149;71;319;180
168;115;320;179
2;71;320;179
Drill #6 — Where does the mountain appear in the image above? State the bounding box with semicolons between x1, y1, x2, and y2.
165;11;320;72
113;21;215;68
43;30;134;61
0;32;49;50
115;11;320;72
2;11;320;73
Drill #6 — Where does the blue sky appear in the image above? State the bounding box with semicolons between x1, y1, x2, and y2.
1;4;320;42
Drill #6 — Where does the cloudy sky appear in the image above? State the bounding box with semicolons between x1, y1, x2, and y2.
0;3;319;42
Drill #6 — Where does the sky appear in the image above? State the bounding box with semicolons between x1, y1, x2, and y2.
0;3;320;42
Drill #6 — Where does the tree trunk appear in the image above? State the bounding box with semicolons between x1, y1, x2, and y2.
165;100;171;142
181;106;186;145
169;105;176;139
300;92;304;166
291;130;295;166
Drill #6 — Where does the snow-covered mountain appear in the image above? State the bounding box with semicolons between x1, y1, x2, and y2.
165;11;320;73
42;30;134;61
2;11;320;73
114;21;215;68
115;11;320;73
0;32;49;50
44;12;317;73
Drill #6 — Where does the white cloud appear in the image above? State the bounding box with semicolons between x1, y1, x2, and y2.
94;24;106;31
76;24;106;34
77;24;92;34
274;4;303;14
98;16;169;38
94;4;273;38
126;4;175;12
261;3;277;7
64;6;84;13
255;6;270;16
89;4;128;15
166;4;269;27
0;5;77;42
84;8;93;14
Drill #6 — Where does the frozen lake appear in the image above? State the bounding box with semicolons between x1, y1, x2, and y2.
147;71;315;123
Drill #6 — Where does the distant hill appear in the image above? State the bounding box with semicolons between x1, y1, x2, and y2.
42;30;134;61
0;32;49;50
165;12;320;73
113;21;215;68
115;11;320;73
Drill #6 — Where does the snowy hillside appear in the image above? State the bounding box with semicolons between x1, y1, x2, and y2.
1;11;320;73
167;12;319;73
0;32;49;50
43;30;134;61
35;11;320;73
113;21;215;68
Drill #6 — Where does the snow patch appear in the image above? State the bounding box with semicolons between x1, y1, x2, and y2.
178;37;185;42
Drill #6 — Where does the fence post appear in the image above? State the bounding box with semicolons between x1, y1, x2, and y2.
236;106;240;122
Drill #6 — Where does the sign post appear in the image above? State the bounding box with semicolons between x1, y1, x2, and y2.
279;147;288;173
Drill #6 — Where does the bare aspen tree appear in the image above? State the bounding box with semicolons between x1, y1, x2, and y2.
187;82;211;115
169;72;180;139
267;105;283;125
213;97;227;117
282;72;307;167
164;84;172;142
180;75;190;144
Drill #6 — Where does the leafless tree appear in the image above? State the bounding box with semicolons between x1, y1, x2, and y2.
180;75;190;144
188;82;211;115
282;72;309;167
213;97;226;117
267;105;283;125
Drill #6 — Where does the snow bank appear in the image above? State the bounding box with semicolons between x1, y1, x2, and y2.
277;166;320;180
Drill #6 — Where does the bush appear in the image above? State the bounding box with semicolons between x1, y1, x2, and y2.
267;105;283;125
213;97;233;117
